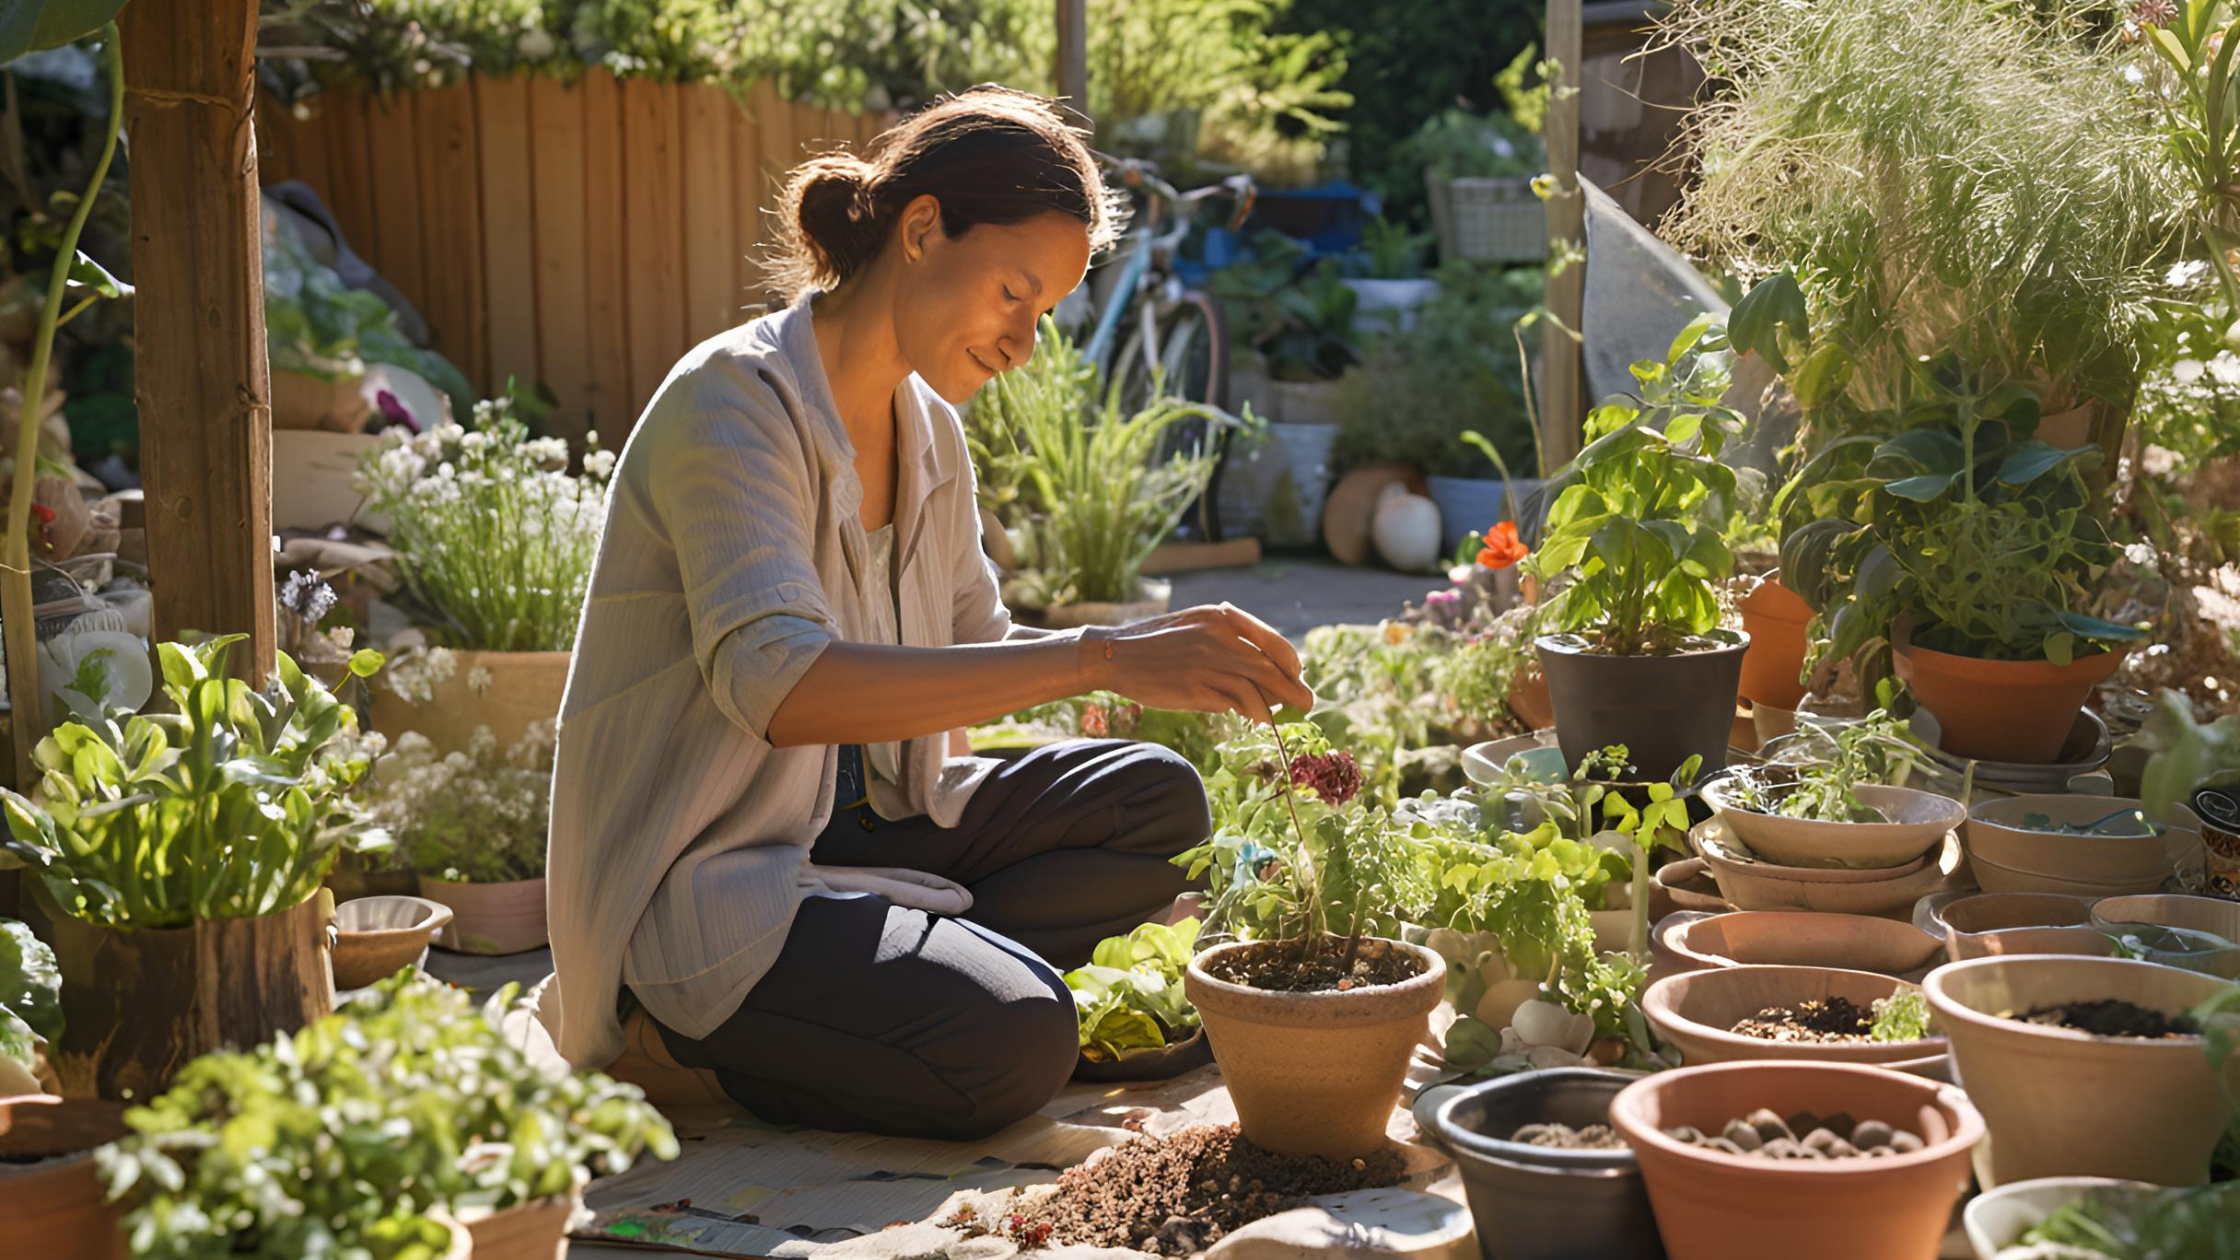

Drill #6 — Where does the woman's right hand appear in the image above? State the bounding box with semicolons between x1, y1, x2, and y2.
1083;603;1315;723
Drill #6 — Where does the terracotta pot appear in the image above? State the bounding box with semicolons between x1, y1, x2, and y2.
0;1094;131;1260
2090;893;2240;978
1923;955;2234;1187
1536;632;1750;783
1506;668;1554;731
1701;781;1964;870
1423;1069;1665;1260
1961;1177;2159;1260
1936;893;2106;961
1642;966;1945;1068
1653;912;1941;979
371;649;571;757
1963;795;2202;899
1032;578;1173;630
462;1188;579;1260
1611;1061;1981;1260
332;895;456;989
39;888;334;1100
1184;937;1445;1160
418;876;549;956
1696;826;1960;917
1894;640;2127;765
1736;576;1811;710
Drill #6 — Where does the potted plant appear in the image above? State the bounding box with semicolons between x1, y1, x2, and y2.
1923;955;2235;1188
1965;1178;2238;1260
1;1092;131;1260
1609;1060;1984;1260
1522;318;1751;782
1963;794;2203;899
102;972;676;1260
1642;965;1942;1069
976;318;1247;620
1343;216;1439;332
1405;108;1549;264
1064;917;1211;1082
358;391;612;755
370;724;557;956
1178;721;1447;1159
0;638;386;1099
1699;709;1965;870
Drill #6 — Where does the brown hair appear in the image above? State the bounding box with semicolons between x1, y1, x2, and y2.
770;85;1125;301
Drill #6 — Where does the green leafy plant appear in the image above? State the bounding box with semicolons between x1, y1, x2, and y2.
263;203;475;420
2137;688;2240;819
1209;238;1363;381
0;917;61;1087
1401;107;1546;182
1719;709;1933;824
1064;917;1203;1061
1352;215;1432;280
1868;990;1931;1043
102;970;677;1259
357;393;614;652
2006;1183;2240;1260
0;638;387;929
1523;317;1744;655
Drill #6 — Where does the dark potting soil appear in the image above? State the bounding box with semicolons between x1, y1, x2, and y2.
1509;1122;1628;1150
1665;1108;1924;1161
1729;996;1874;1043
961;1124;1405;1254
1203;938;1424;994
2014;999;2197;1040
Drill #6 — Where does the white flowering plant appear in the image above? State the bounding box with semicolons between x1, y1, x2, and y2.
368;722;555;884
357;396;614;653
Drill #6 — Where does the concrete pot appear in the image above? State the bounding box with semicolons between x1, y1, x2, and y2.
1611;1061;1983;1260
1537;632;1750;784
1701;780;1964;871
1185;938;1445;1160
1642;966;1945;1068
332;895;455;990
1924;955;2234;1187
1961;1176;2158;1260
418;876;549;956
0;1095;130;1260
1735;576;1811;710
1653;911;1942;978
1424;1069;1665;1260
371;648;570;758
1343;278;1441;332
1894;640;2128;765
1964;795;2203;899
1936;892;2106;962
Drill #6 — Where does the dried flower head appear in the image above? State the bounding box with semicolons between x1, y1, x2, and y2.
1289;750;1363;808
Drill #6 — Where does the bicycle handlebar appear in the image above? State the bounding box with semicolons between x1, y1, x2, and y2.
1100;154;1258;232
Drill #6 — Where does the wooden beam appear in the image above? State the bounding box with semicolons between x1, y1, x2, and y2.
120;0;274;680
1539;0;1587;472
1056;0;1088;113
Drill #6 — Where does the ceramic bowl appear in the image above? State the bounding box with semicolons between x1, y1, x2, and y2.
1698;826;1933;884
1643;965;1945;1068
1655;911;1943;977
332;895;454;990
1696;822;1962;917
1701;779;1965;871
1653;858;1734;913
1961;1177;2159;1260
2090;893;2240;980
1936;892;2107;962
1965;796;2203;898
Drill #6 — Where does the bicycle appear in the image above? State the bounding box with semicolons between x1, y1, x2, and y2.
1065;155;1257;540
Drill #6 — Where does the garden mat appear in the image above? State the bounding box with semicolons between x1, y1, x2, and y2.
566;1052;1459;1258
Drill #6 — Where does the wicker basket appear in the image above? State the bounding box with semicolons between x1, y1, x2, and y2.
1425;172;1548;263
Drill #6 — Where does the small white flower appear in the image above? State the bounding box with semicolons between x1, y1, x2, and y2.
468;665;494;696
583;449;617;479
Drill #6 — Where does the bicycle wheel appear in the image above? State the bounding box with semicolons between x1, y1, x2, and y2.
1115;291;1232;540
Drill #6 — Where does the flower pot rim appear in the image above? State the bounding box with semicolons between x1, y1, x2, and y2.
1737;573;1814;624
1534;629;1750;660
417;874;548;891
1704;780;1968;839
1430;1066;1649;1172
40;885;328;938
1642;965;1946;1059
1610;1060;1983;1175
1894;636;2129;675
1961;1175;2161;1259
334;894;456;945
1967;793;2194;837
1658;910;1942;974
1922;954;2223;1047
1184;937;1445;1024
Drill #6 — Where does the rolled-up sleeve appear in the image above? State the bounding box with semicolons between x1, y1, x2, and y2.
642;380;836;741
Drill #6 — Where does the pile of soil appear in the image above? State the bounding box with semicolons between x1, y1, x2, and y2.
978;1124;1405;1254
1201;937;1424;994
1509;1122;1628;1150
1729;996;1874;1043
1666;1108;1923;1161
2014;999;2197;1039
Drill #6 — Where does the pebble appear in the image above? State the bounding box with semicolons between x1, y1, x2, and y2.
1850;1120;1894;1149
1720;1120;1763;1152
1667;1109;1924;1161
1746;1109;1792;1143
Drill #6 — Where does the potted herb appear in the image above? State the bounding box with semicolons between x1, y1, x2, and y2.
1406;108;1549;264
0;916;61;1097
1700;709;1966;870
1178;721;1447;1159
1065;917;1209;1081
102;972;676;1260
358;392;612;755
0;638;386;1099
1963;794;2203;899
370;724;556;956
1343;215;1438;331
1642;966;1943;1069
1967;1179;2238;1260
1522;319;1751;782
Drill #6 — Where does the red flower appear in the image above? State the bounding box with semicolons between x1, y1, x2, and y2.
1289;750;1362;808
1477;520;1529;570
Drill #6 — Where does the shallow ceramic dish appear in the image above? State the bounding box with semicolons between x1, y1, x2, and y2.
1643;965;1945;1068
1961;1177;2159;1260
332;895;454;990
1696;820;1962;916
1917;708;2112;791
1461;732;1563;789
1701;777;1965;870
1965;796;2203;897
2090;893;2240;980
1698;824;1932;884
1655;910;1943;977
1937;892;2108;961
1966;850;2173;900
1653;858;1734;913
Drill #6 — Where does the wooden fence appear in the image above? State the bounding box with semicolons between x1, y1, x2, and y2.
255;72;893;443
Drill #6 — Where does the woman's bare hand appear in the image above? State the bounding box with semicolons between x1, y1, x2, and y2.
1083;603;1314;722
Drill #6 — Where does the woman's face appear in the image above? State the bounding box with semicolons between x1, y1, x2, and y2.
891;200;1094;405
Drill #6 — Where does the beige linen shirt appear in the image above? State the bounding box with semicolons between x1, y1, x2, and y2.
544;294;1014;1069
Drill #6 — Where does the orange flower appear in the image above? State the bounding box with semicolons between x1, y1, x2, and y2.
1477;520;1529;570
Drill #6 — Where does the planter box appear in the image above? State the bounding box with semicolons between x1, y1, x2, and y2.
1426;172;1548;263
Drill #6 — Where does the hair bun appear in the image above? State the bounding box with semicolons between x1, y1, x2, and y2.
788;157;885;292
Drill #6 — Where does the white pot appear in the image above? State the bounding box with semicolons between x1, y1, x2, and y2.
1343;277;1441;332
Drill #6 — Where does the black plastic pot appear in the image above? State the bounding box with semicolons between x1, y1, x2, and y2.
1420;1068;1665;1260
1536;632;1749;783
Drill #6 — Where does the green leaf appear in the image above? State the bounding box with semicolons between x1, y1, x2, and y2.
0;0;126;64
347;649;385;679
2054;611;2150;643
1994;439;2089;487
65;250;130;299
1728;271;1808;376
0;918;63;1043
1790;342;1851;409
1885;473;1958;502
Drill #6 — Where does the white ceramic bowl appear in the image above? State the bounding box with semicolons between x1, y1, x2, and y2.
1701;779;1965;870
1961;1177;2158;1260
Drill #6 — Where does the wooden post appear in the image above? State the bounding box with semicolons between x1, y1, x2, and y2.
119;0;275;682
1056;0;1089;113
1539;0;1586;471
